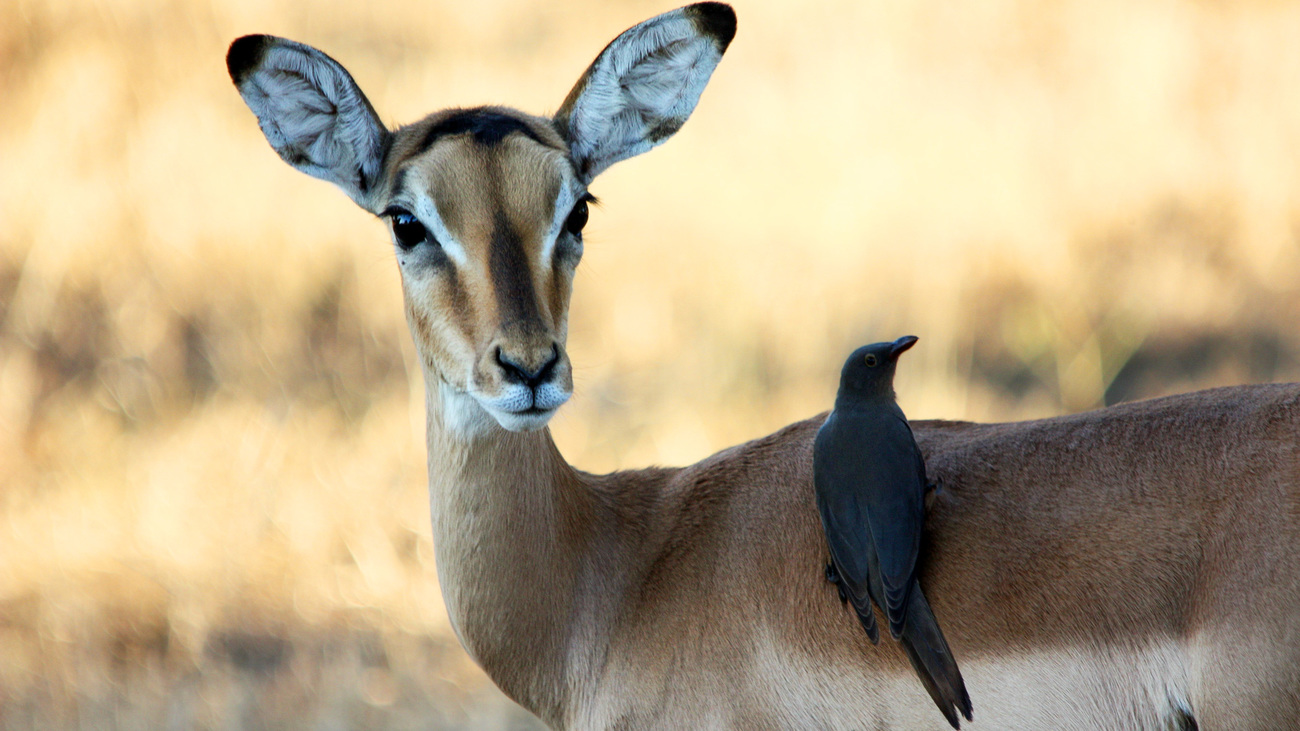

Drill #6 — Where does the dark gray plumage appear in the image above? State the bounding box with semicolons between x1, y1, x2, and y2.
814;335;973;729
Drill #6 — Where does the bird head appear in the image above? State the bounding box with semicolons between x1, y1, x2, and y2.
837;335;918;402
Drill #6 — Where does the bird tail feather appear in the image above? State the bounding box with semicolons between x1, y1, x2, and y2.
852;597;880;644
900;588;973;729
884;581;912;639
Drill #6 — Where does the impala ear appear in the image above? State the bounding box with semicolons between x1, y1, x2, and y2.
226;35;391;211
554;2;735;184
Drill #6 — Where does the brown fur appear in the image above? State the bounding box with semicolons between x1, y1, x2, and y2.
313;70;1300;731
423;384;1300;728
229;9;1300;727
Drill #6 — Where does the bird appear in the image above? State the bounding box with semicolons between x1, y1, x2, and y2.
814;335;973;729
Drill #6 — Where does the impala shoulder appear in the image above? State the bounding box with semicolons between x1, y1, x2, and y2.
684;415;825;485
635;417;825;551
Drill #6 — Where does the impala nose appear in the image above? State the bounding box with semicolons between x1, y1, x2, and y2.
495;344;561;388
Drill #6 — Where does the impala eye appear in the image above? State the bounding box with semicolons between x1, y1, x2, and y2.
864;354;879;367
387;209;429;250
565;198;589;236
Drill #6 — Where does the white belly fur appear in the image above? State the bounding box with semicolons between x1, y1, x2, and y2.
572;626;1193;730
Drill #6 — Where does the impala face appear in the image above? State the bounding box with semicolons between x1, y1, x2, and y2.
228;3;735;433
381;110;591;431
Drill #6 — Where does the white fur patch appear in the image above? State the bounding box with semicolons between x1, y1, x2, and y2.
409;187;470;266
953;640;1192;730
470;382;571;433
437;372;570;438
533;382;572;411
560;9;726;182
540;184;580;263
437;383;498;439
577;628;1196;729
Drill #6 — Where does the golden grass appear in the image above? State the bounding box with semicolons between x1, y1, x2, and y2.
4;0;1300;726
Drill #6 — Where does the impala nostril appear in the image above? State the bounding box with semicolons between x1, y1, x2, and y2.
495;348;527;384
536;344;561;382
495;345;560;388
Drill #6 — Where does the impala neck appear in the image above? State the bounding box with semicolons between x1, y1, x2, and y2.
423;375;594;722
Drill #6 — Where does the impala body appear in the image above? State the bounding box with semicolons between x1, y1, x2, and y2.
227;4;1300;728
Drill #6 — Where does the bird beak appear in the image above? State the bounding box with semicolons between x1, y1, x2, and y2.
889;335;919;359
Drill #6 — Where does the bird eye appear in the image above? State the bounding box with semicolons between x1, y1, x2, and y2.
389;210;429;250
864;354;879;367
565;199;589;236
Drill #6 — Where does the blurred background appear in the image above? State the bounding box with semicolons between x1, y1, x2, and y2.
4;0;1300;727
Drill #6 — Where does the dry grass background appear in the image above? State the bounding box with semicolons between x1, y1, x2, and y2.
4;0;1300;727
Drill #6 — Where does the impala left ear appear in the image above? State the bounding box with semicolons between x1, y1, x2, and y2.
227;35;391;211
554;2;736;184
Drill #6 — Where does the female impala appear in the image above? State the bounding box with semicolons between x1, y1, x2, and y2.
228;4;1300;728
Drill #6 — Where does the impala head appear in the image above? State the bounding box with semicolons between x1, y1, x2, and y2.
227;4;735;433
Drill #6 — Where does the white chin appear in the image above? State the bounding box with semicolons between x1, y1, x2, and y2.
490;408;557;432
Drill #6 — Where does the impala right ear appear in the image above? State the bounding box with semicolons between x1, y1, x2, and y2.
554;3;736;184
227;35;391;211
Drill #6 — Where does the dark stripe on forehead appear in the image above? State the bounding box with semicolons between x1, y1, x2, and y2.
417;108;553;155
390;167;411;200
489;209;541;329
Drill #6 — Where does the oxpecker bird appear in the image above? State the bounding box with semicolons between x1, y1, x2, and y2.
814;335;973;729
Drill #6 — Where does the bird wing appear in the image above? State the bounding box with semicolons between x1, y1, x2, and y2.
816;484;880;641
816;472;872;596
814;416;880;620
843;410;927;636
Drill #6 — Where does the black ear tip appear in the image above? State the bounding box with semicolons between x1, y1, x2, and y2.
687;3;737;52
227;35;273;85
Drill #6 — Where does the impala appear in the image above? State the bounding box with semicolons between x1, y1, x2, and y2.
227;4;1300;728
